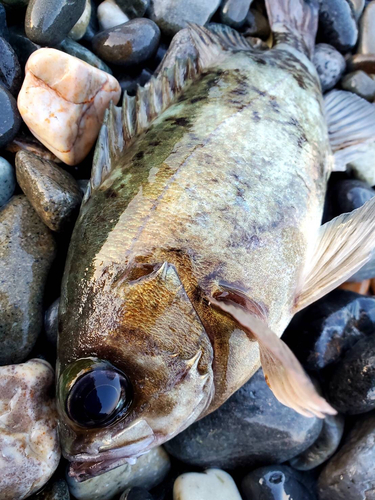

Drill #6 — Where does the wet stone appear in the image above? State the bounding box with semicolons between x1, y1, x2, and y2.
165;368;323;470
289;414;345;471
219;0;252;29
313;43;346;92
318;0;358;52
0;85;21;149
0;195;56;365
0;36;22;95
173;469;242;500
81;0;98;42
92;18;160;67
241;466;315;500
120;487;154;500
57;37;112;74
25;0;86;46
8;26;40;68
69;0;91;40
0;156;16;207
97;0;129;31
44;298;60;348
4;129;62;163
116;0;149;18
341;70;375;101
318;412;375;499
357;0;375;54
242;8;271;40
29;478;70;500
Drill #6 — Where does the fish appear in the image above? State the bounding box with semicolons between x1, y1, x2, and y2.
56;0;375;481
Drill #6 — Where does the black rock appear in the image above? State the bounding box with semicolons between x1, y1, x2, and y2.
0;85;21;149
25;0;86;46
318;412;375;500
312;43;346;92
8;26;41;68
318;0;358;53
117;68;153;95
120;487;154;500
328;335;375;414
0;4;9;40
116;0;150;18
92;18;160;67
282;289;375;372
219;0;252;29
0;36;22;95
241;466;316;500
58;37;112;74
164;368;323;470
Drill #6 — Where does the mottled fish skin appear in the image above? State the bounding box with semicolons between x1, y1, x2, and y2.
58;46;331;467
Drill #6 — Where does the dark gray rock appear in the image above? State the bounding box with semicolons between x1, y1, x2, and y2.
341;70;375;101
289;414;345;471
92;18;160;67
0;36;22;95
318;0;358;53
44;297;59;347
0;4;9;40
219;0;252;29
117;68;153;95
0;0;29;5
242;8;270;40
120;487;154;500
164;368;323;470
15;150;82;232
29;478;70;499
0;195;56;365
116;0;149;18
0;85;21;149
0;156;16;207
282;290;375;371
313;43;346;92
8;26;40;67
25;0;86;46
57;37;112;74
241;466;316;500
318;412;375;499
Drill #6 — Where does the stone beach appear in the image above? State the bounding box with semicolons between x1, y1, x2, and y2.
0;0;375;499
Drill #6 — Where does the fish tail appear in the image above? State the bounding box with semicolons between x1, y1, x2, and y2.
265;0;319;58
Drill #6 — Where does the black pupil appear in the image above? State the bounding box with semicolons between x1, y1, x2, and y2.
67;369;130;427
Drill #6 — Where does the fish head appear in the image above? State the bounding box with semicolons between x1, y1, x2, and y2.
57;261;214;480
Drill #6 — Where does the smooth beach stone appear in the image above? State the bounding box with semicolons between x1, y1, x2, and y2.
0;4;9;40
357;0;375;54
92;18;160;67
147;0;221;37
346;53;375;73
68;0;91;40
318;0;358;52
173;469;242;500
15;150;82;231
44;298;59;347
341;70;375;101
242;8;270;40
29;479;70;500
165;368;322;470
241;466;315;500
116;0;149;18
81;0;98;41
57;38;112;74
117;68;153;94
349;141;375;186
0;195;56;365
219;0;252;29
328;335;375;414
8;26;40;67
17;48;121;165
0;359;60;500
25;0;86;46
282;290;375;372
68;446;171;500
97;0;129;31
318;412;375;500
120;487;154;500
0;86;21;148
289;414;345;471
348;0;365;19
0;36;22;95
313;43;346;92
0;156;15;207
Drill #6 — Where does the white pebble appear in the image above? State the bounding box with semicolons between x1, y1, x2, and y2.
97;0;129;31
173;469;243;500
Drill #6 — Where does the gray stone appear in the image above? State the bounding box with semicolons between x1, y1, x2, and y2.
318;0;358;53
81;0;98;42
69;0;91;40
0;35;22;96
0;195;56;365
341;70;375;101
358;0;375;54
29;478;70;499
116;0;149;18
0;85;21;149
219;0;252;29
8;26;40;68
164;368;323;470
15;150;82;232
313;43;346;92
57;38;112;74
0;156;15;207
44;297;59;348
318;412;375;499
117;68;153;95
348;0;365;20
0;4;8;41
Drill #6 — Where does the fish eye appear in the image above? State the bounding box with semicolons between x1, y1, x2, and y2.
66;365;132;428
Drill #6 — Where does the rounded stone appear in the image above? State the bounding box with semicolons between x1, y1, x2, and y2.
357;0;375;54
174;469;242;500
69;0;91;40
0;156;16;207
57;38;112;74
25;0;86;46
318;0;358;52
0;85;21;149
120;487;154;500
8;26;41;68
164;368;323;470
219;0;252;29
116;0;149;18
0;35;22;95
92;18;160;67
28;478;70;499
313;43;346;92
347;53;375;73
341;70;375;101
97;0;129;31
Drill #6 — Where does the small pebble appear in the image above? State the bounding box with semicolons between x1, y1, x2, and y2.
28;478;70;500
318;0;358;52
326;179;375;220
0;36;22;95
173;469;242;500
0;156;16;207
92;18;160;67
116;0;150;18
5;130;62;163
69;0;91;40
340;279;371;293
97;0;129;31
57;37;112;74
120;487;154;500
357;0;375;54
347;53;375;73
242;8;271;40
313;43;346;92
219;0;252;29
0;359;60;500
8;26;40;68
348;141;375;186
0;85;21;149
341;70;375;101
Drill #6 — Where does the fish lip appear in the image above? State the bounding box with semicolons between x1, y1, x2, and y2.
68;455;138;482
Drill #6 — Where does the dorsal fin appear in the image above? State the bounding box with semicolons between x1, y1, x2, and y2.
84;24;255;202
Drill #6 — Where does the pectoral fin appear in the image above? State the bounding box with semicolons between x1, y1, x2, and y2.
210;297;336;419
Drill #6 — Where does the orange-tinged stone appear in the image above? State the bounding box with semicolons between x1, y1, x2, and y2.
339;280;370;295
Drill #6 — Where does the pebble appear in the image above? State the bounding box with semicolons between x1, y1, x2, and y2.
81;0;99;42
346;53;375;73
67;446;171;500
92;18;160;67
283;289;375;371
57;37;112;74
219;0;252;29
341;70;375;101
0;85;21;149
173;469;242;500
0;156;16;207
164;368;323;470
241;466;315;500
242;9;271;40
25;0;86;46
313;43;346;92
0;4;9;40
97;0;129;31
327;334;375;414
28;479;70;500
5;130;62;163
147;0;221;37
120;487;154;500
116;0;149;18
69;0;91;40
348;141;375;186
289;414;345;471
340;279;371;293
318;0;358;52
44;298;60;348
0;36;22;96
357;0;375;54
0;195;56;365
318;412;375;499
8;26;40;68
17;48;121;165
348;0;365;20
15;150;83;232
0;359;60;500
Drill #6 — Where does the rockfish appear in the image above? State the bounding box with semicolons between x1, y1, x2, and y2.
56;0;375;480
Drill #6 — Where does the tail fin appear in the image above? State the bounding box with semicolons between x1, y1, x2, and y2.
265;0;319;58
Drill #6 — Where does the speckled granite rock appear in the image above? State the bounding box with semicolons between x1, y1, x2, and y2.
174;469;242;500
0;359;60;500
0;195;56;365
313;43;346;92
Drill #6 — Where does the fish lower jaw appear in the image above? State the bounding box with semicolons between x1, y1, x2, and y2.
68;454;141;482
